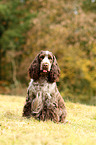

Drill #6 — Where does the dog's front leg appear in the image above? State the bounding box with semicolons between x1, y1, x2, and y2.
22;91;32;117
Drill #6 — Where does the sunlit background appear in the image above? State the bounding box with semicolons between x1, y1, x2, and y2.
0;0;96;105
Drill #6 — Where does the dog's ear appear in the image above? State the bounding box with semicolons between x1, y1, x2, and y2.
29;53;40;81
49;55;60;82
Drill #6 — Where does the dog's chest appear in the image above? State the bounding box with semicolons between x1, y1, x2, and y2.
28;79;56;97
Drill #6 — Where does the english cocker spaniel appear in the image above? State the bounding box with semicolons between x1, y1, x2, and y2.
23;51;67;123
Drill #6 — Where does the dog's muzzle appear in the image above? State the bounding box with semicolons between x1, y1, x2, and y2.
40;57;52;72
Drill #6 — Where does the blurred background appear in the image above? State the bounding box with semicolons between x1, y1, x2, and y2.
0;0;96;105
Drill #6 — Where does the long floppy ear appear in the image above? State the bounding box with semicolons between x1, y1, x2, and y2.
29;53;40;81
49;55;60;82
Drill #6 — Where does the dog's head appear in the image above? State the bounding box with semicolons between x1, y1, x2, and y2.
29;51;60;82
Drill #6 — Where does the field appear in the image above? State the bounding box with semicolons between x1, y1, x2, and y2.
0;95;96;145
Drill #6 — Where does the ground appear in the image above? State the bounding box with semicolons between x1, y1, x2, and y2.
0;95;96;145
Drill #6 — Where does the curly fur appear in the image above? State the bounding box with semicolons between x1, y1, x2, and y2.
23;51;67;123
49;55;60;82
29;53;40;81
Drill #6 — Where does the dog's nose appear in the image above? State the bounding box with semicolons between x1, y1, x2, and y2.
43;64;48;67
43;63;49;71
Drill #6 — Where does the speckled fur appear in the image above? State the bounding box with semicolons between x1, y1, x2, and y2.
23;51;67;123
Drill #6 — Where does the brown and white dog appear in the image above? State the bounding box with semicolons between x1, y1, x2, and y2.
23;51;67;123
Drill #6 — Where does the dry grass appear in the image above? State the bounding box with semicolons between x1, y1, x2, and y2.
0;94;96;145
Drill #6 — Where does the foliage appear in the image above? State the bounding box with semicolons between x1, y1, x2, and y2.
0;0;96;104
0;0;37;84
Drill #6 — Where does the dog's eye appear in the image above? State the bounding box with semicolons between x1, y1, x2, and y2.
48;55;52;60
40;55;44;60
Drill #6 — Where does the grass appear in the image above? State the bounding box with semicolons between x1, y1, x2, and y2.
0;94;96;145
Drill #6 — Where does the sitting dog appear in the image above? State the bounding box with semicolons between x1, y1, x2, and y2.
23;50;67;123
